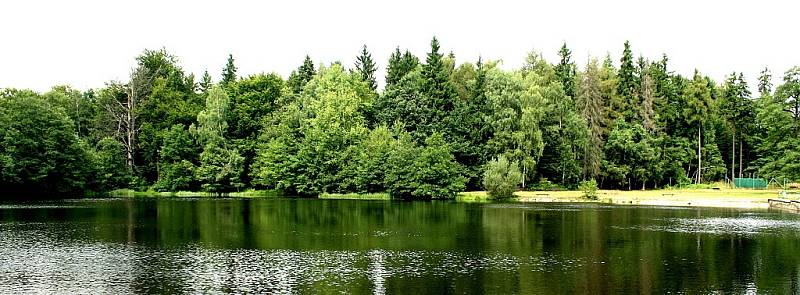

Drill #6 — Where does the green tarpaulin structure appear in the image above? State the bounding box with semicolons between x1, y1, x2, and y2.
734;178;768;189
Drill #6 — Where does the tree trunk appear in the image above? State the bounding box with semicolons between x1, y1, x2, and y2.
697;127;702;184
126;94;135;167
739;140;743;178
522;165;527;189
731;130;735;184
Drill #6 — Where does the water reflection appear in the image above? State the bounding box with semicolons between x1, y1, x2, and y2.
0;198;799;294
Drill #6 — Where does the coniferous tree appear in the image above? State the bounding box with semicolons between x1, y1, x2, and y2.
288;55;317;94
777;67;800;134
355;45;378;91
640;68;656;132
221;54;237;86
199;70;212;93
420;37;459;137
758;67;772;96
600;54;624;134
386;47;419;88
555;42;577;98
577;58;604;179
618;41;638;121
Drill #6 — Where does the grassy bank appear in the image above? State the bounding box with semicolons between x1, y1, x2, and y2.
508;188;779;209
319;193;391;200
110;188;785;209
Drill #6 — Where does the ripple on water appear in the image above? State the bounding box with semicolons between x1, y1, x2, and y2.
0;225;589;295
616;215;800;236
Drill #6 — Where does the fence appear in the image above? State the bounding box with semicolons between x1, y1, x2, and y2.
734;178;768;189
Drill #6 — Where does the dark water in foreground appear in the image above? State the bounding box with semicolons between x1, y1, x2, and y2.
1;198;799;294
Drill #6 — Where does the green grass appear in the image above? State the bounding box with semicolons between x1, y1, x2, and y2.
318;193;391;200
110;187;779;209
456;191;498;203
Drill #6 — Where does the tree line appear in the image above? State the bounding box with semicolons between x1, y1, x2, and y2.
1;37;799;198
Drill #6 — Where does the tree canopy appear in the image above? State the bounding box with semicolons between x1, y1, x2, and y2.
2;39;799;198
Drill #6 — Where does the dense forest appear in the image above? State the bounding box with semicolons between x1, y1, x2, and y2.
1;38;799;198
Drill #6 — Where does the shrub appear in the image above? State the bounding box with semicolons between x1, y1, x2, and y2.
579;179;599;200
386;133;466;199
483;155;522;199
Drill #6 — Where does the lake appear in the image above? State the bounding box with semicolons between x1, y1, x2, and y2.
0;198;799;294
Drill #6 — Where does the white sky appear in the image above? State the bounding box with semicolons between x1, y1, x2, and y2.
1;0;798;93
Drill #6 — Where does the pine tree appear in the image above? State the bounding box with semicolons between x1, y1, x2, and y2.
640;68;656;132
354;45;378;91
758;67;772;96
420;36;459;134
456;57;493;189
618;41;638;121
600;54;623;134
199;70;212;93
386;47;419;88
288;55;317;94
555;42;577;98
221;54;237;86
577;58;605;179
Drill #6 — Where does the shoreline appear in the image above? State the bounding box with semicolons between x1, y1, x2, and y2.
509;189;778;209
108;188;793;209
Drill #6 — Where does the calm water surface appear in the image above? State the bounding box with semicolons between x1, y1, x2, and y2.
1;198;799;294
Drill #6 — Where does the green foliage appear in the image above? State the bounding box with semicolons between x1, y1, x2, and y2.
0;92;95;196
221;54;237;86
484;67;544;187
555;43;577;99
354;45;378;91
156;160;196;192
386;133;466;199
155;125;199;191
199;70;213;93
4;43;800;197
577;58;604;179
349;126;395;193
602;120;657;189
483;155;522;199
195;86;244;193
579;179;599;200
227;73;286;140
537;78;588;186
93;138;132;191
252;64;372;195
618;41;638;121
196;144;245;193
287;55;317;94
386;47;419;87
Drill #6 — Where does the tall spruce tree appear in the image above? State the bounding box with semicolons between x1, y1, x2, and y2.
640;67;656;132
758;67;772;96
600;54;624;134
386;47;419;88
618;41;638;121
221;54;237;86
420;37;459;136
288;55;317;94
199;70;212;93
354;45;378;91
556;42;577;98
577;58;604;179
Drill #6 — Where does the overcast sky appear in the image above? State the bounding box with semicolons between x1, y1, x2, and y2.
1;0;798;92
